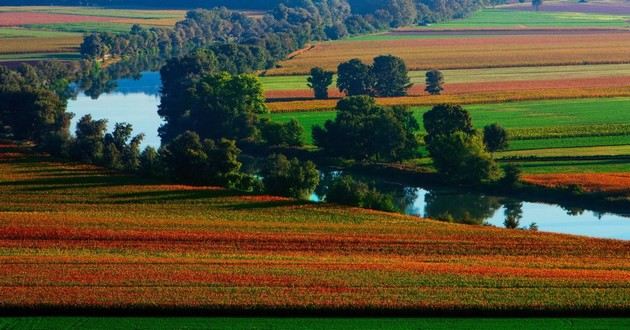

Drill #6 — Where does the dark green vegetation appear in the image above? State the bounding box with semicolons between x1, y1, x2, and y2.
313;96;419;161
2;317;629;330
308;67;334;99
336;55;412;97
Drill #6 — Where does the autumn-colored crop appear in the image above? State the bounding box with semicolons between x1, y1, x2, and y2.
0;144;629;313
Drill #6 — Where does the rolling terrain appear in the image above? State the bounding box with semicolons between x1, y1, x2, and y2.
0;143;629;314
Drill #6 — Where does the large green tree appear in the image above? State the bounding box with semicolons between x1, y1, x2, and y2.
313;96;419;161
423;104;474;144
425;69;444;95
371;55;412;97
336;59;374;96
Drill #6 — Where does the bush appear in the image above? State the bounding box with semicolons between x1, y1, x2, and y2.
262;154;320;199
427;132;501;184
260;118;304;147
326;175;398;212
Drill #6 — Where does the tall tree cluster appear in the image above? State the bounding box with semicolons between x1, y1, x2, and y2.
337;55;412;97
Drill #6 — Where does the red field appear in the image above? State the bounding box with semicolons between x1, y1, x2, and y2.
0;12;112;26
265;76;630;100
523;173;630;193
0;144;629;313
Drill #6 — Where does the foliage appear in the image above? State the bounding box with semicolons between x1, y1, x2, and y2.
71;114;108;164
307;67;334;99
423;104;474;145
313;96;419;161
325;175;398;212
262;154;319;199
159;71;267;143
425;69;444;95
371;55;412;97
336;58;374;96
160;131;242;186
260;118;305;147
500;164;522;187
427;131;501;184
483;123;509;152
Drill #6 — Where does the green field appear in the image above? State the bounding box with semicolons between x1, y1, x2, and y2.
425;8;630;28
0;6;185;19
1;318;629;330
23;22;137;34
269;97;630;146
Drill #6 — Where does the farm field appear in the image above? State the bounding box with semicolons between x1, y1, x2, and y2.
267;29;630;75
0;6;185;61
0;144;629;314
1;317;629;330
502;0;630;15
269;97;630;146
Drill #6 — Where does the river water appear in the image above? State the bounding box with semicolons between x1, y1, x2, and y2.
66;71;630;240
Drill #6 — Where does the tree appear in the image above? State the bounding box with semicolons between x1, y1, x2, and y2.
160;131;242;186
483;123;509;152
260;118;304;146
159;71;268;143
307;67;334;99
313;96;419;161
423;104;474;144
139;146;162;178
158;50;219;142
71;115;108;164
532;0;543;11
262;154;320;199
425;69;444;95
426;131;501;184
371;55;412;97
336;59;374;96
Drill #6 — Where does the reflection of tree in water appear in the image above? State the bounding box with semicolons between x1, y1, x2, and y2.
76;56;166;99
314;171;418;211
503;200;523;229
563;206;585;216
424;191;502;225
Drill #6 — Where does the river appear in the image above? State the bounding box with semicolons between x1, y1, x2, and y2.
66;71;630;240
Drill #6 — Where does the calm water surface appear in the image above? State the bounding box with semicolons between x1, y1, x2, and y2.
66;72;630;240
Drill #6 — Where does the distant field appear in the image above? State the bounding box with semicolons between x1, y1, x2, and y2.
422;8;630;28
0;144;628;314
268;31;630;75
0;6;185;59
503;0;630;15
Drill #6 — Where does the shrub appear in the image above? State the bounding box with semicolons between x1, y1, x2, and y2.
262;154;320;199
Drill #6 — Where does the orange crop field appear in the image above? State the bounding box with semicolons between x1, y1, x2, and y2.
1;144;629;313
267;32;630;75
523;173;630;194
0;36;83;54
0;12;112;26
267;86;630;112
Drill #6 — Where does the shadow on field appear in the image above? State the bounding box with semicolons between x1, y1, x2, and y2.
226;200;310;210
109;189;241;204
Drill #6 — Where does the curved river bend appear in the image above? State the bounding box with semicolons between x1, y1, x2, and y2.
67;71;630;240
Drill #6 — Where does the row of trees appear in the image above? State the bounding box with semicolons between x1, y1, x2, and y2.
80;1;484;76
308;55;413;99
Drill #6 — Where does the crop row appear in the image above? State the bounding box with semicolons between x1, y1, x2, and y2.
267;87;630;112
268;33;630;75
0;146;629;311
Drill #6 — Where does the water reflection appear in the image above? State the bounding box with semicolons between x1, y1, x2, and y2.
313;171;630;240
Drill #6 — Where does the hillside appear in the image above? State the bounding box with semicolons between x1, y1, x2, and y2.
1;143;629;314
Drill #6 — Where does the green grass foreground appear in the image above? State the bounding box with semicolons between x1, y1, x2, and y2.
0;317;629;330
